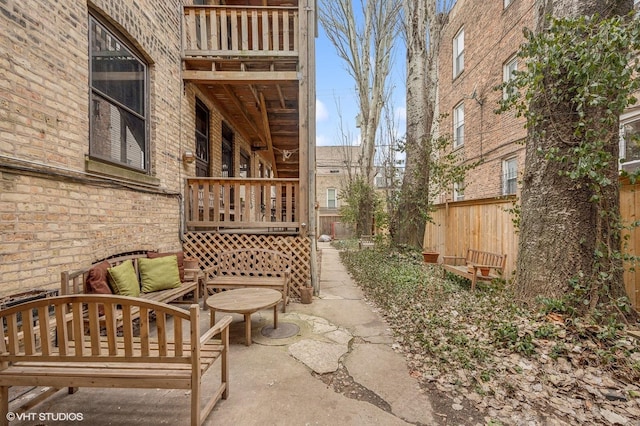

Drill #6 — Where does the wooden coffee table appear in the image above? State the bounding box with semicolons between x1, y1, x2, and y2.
205;288;282;346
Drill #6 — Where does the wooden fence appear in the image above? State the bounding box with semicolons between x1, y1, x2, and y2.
425;184;640;309
424;197;519;278
621;181;640;309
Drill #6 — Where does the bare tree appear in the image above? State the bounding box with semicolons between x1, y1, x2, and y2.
392;0;449;247
377;100;403;219
318;0;401;184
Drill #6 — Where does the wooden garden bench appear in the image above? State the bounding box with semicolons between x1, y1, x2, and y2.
61;251;200;326
203;249;291;312
442;249;507;291
358;235;375;250
0;294;231;426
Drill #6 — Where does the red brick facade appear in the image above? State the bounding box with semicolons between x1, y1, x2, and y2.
437;0;534;202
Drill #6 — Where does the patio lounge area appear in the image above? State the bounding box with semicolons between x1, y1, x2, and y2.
6;244;437;426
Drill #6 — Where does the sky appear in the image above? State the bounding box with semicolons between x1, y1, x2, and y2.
314;24;407;148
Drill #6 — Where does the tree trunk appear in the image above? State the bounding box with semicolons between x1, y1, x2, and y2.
393;0;442;247
516;0;632;306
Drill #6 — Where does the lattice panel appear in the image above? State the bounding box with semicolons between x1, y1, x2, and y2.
183;232;311;298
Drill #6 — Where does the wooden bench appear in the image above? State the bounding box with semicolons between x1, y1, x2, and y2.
61;251;200;324
359;235;375;250
0;294;231;426
203;249;291;312
442;249;507;291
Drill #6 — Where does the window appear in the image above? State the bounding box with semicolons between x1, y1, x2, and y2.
503;55;518;99
453;28;464;78
239;150;250;178
453;103;465;148
621;118;640;169
89;15;148;171
453;181;464;201
502;157;518;195
195;99;210;177
327;188;337;209
221;123;234;177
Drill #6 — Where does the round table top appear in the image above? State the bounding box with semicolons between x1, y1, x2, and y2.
206;288;282;313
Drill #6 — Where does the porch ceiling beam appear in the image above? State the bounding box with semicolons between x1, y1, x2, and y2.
205;90;257;151
259;92;279;177
248;85;261;107
220;84;267;147
183;70;299;84
276;85;286;109
269;108;297;114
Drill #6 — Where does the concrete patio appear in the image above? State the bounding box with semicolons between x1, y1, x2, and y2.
9;242;438;425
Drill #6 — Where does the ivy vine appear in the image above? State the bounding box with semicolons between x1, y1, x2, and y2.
497;13;640;317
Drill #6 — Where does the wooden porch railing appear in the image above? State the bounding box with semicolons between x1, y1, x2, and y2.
182;5;298;58
185;178;299;230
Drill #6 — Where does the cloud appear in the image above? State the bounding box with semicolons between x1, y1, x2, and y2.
316;99;329;122
395;106;407;122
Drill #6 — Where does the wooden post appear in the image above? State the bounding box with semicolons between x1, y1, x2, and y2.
297;0;310;238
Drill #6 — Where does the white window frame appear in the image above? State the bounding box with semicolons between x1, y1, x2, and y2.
620;112;640;169
453;181;464;201
503;55;518;99
453;28;464;78
502;157;518;195
453;102;465;149
327;188;337;209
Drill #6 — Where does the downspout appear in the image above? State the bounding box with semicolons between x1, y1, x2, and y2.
178;0;186;243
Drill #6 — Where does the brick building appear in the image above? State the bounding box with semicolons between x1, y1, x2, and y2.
422;0;535;275
0;0;317;297
436;0;534;203
428;0;640;303
315;145;359;237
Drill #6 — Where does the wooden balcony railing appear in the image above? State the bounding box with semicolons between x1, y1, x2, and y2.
183;5;298;58
185;178;299;230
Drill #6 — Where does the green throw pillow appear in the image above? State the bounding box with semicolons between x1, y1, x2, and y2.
139;255;181;293
107;260;140;297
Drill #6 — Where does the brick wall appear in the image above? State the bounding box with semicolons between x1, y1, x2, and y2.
437;0;534;202
315;146;359;209
0;0;231;295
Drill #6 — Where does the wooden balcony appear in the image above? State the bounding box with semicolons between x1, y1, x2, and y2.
185;178;299;232
181;2;305;181
183;4;298;58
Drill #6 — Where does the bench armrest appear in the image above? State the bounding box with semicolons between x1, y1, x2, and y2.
200;315;233;345
203;265;218;280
